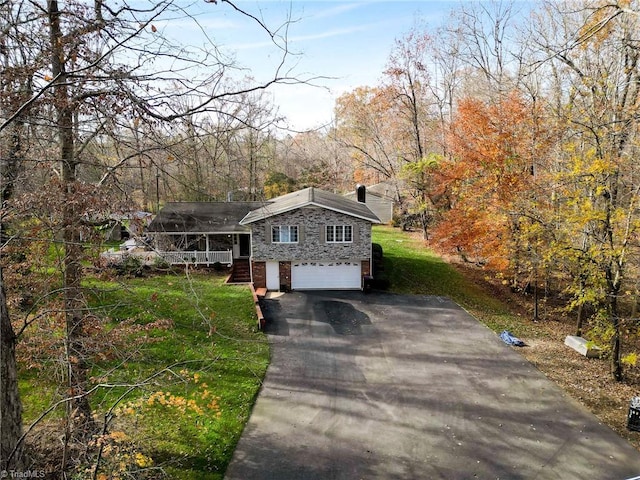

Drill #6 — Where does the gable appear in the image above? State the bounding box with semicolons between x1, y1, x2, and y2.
367;181;396;200
240;187;380;225
344;190;394;224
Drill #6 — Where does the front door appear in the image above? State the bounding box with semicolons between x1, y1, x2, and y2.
239;234;251;257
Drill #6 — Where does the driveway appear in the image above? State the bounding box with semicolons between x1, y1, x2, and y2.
225;291;640;479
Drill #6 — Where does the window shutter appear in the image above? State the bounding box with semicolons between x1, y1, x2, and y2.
320;225;326;243
298;225;305;244
352;224;359;243
266;223;272;244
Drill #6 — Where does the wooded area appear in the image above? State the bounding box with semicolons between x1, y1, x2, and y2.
1;0;640;475
337;0;640;387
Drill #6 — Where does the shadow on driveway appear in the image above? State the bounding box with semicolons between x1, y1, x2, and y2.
227;291;640;480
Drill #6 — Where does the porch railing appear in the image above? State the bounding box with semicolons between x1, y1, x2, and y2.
158;250;233;265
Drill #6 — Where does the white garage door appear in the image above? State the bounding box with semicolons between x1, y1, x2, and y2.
291;261;362;290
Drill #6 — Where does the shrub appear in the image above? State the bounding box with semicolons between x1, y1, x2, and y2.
114;254;144;277
371;243;390;290
372;242;383;261
152;255;171;270
212;261;225;272
372;273;391;290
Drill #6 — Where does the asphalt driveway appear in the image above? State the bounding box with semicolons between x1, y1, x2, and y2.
225;291;640;479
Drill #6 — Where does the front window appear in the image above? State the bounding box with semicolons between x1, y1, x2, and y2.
272;225;299;243
326;225;353;243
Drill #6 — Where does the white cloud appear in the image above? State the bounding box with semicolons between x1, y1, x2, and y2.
310;2;370;20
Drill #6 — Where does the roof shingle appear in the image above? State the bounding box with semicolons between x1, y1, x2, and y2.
147;202;265;233
240;187;380;224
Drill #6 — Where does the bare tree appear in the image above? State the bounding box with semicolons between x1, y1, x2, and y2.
277;129;352;193
446;0;528;99
0;0;304;469
0;0;43;468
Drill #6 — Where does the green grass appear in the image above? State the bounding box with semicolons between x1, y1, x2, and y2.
21;271;268;479
18;227;532;477
373;225;538;337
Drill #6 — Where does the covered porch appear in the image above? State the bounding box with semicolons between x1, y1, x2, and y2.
146;201;262;267
153;232;251;266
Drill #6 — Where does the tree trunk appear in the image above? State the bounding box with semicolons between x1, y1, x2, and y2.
576;279;587;337
420;210;429;240
576;303;585;337
49;0;95;442
0;62;30;473
606;265;623;381
0;269;24;470
63;185;94;437
610;292;623;381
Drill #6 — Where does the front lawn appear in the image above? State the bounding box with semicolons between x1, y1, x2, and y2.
19;225;638;477
20;270;268;479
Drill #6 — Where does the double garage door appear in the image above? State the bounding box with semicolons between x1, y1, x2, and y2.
266;261;362;290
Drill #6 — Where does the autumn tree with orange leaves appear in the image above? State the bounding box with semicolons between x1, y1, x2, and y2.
432;92;551;282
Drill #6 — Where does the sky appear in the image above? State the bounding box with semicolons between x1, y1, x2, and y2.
167;1;468;132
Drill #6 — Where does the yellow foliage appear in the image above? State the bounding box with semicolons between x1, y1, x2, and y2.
135;452;154;468
587;156;617;175
578;3;617;48
95;432;154;478
622;352;638;367
109;370;223;476
123;374;222;419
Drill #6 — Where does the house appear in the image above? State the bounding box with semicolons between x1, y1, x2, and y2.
147;187;380;290
102;211;153;241
239;187;380;290
147;201;263;266
343;182;396;224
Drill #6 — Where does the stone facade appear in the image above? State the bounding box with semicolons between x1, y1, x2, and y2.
250;206;372;262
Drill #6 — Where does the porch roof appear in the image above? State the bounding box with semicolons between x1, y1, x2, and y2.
148;202;265;234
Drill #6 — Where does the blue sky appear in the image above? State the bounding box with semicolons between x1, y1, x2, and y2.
170;1;466;131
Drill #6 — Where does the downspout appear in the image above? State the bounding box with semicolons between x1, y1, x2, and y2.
248;232;254;285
